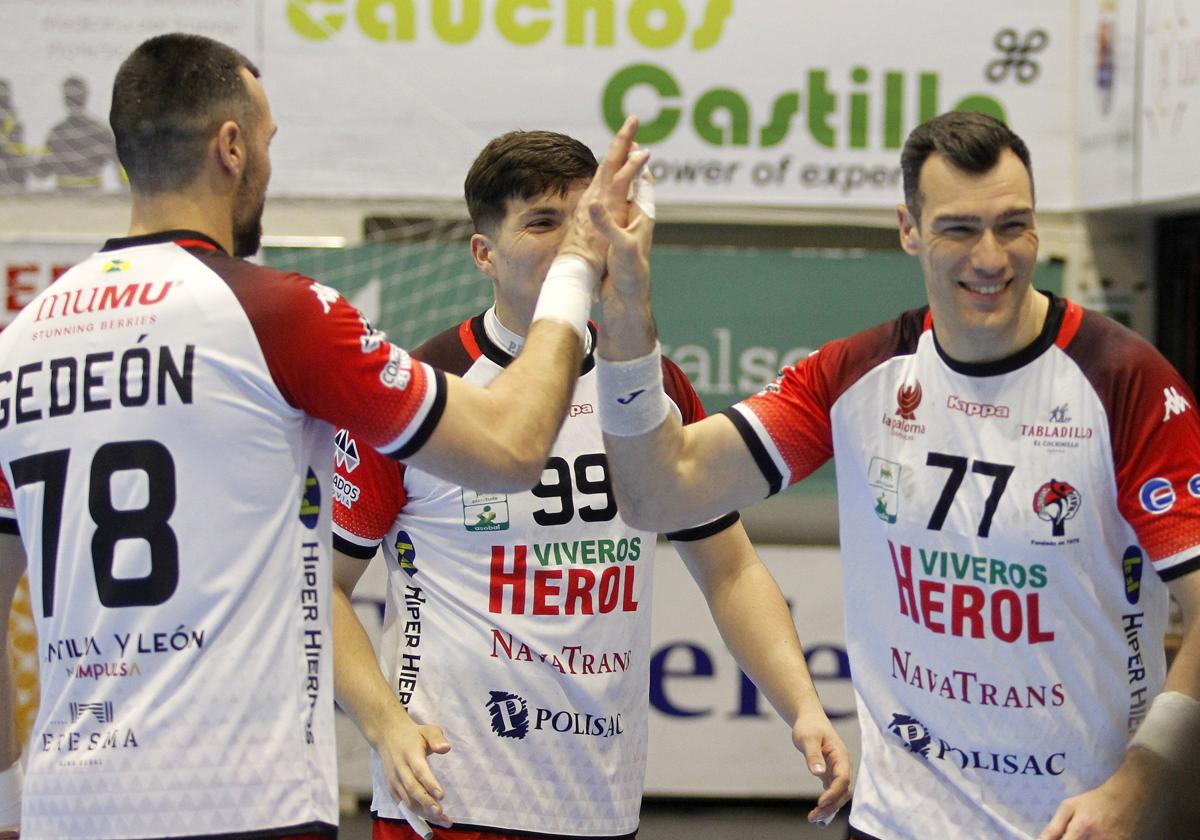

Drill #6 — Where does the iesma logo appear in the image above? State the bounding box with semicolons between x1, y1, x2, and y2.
1032;479;1080;537
485;691;529;739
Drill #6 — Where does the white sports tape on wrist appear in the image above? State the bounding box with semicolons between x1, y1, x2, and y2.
597;343;669;437
531;254;598;341
0;760;22;829
1127;690;1200;767
627;165;656;220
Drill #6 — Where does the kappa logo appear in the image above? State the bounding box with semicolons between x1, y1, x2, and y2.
485;690;529;739
1032;479;1081;537
888;713;932;757
309;281;341;314
895;380;922;420
1163;386;1191;421
947;395;1010;419
334;428;360;473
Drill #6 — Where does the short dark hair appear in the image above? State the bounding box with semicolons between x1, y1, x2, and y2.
464;131;598;233
110;33;260;194
901;111;1034;220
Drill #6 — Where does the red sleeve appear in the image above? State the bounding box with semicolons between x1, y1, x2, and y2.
331;426;406;558
662;356;707;425
1068;311;1200;578
724;310;925;495
206;254;445;458
0;471;16;534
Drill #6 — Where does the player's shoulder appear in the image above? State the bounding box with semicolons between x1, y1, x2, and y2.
811;305;927;385
411;316;479;376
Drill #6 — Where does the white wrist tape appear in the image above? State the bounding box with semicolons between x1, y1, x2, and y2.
1127;690;1200;767
0;759;22;830
627;164;656;220
531;254;598;341
597;343;670;437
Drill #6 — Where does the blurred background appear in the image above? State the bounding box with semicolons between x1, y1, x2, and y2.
3;2;1197;835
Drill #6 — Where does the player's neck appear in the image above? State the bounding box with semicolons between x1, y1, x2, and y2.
127;187;234;254
485;305;526;355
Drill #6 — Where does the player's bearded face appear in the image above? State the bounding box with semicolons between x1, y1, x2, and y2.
232;140;267;258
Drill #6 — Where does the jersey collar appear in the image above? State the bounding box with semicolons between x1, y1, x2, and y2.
471;307;597;375
100;230;226;254
932;291;1066;377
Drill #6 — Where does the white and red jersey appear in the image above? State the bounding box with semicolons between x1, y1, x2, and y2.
726;294;1200;840
333;310;733;838
0;231;445;840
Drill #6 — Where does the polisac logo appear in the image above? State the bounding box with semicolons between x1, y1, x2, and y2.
334;428;360;473
888;713;932;757
483;690;625;741
1032;479;1081;537
886;710;1065;776
896;380;922;420
485;690;529;739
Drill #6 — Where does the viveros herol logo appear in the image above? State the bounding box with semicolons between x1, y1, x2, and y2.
299;467;321;528
485;691;529;739
1122;546;1144;606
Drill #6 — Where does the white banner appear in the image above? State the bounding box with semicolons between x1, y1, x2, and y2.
1077;0;1140;208
340;543;855;799
266;1;1074;207
1139;0;1200;203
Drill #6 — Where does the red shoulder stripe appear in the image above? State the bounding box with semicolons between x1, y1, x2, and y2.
1055;299;1084;349
459;319;482;361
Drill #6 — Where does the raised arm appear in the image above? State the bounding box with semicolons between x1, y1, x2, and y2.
584;163;770;531
403;115;650;492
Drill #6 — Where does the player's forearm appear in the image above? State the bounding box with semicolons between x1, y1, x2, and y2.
332;585;406;748
704;559;823;725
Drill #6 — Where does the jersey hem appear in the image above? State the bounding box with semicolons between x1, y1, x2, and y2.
722;406;782;496
387;368;448;460
372;812;637;840
1160;554;1200;582
332;530;379;560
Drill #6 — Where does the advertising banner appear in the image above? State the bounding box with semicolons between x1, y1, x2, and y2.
0;1;1077;207
265;0;1074;207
